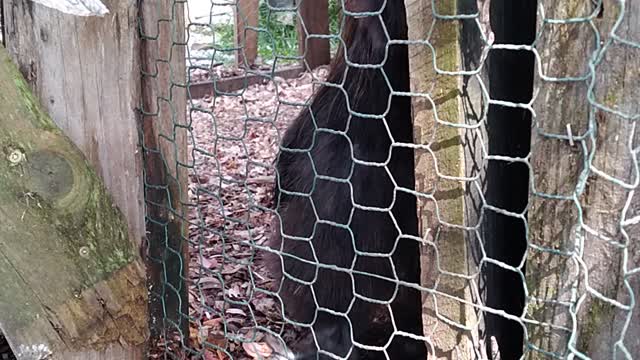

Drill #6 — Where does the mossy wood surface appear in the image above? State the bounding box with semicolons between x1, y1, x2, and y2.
0;47;148;360
2;0;145;251
405;0;478;357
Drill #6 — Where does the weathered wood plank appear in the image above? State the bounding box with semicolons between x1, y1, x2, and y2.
580;4;640;356
458;0;493;357
139;0;189;342
404;0;478;357
525;2;594;356
187;64;304;99
0;45;147;360
2;0;144;254
297;0;330;70
526;0;640;358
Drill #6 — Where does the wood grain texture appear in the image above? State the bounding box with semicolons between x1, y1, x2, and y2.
2;0;189;353
404;0;478;358
526;1;640;358
2;0;145;251
0;46;147;360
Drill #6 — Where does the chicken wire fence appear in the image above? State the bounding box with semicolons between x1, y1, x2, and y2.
139;0;640;359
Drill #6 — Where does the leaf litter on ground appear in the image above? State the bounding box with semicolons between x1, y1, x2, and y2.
150;65;329;359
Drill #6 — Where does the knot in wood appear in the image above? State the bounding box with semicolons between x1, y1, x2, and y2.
24;150;74;202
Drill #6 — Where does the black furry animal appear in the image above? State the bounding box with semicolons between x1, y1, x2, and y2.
268;0;425;358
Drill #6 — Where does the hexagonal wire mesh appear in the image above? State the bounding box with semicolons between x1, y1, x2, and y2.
139;0;640;359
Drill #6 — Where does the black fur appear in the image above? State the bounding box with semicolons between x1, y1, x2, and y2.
269;1;425;358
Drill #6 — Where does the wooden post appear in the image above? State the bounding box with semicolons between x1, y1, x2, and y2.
297;0;330;70
404;0;479;358
2;0;189;349
526;0;640;358
525;1;594;355
235;0;260;67
2;0;145;260
0;45;148;360
139;0;189;343
2;1;152;354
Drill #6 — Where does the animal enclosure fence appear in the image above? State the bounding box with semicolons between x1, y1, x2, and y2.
140;0;640;359
0;0;637;359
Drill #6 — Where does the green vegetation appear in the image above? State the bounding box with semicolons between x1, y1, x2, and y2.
257;1;299;63
257;0;342;64
195;0;342;66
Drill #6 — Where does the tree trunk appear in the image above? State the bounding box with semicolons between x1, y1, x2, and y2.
0;46;148;360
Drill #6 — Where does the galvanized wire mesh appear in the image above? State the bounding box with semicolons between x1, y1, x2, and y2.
140;0;640;359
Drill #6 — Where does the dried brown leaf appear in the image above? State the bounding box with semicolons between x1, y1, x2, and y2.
242;342;273;359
